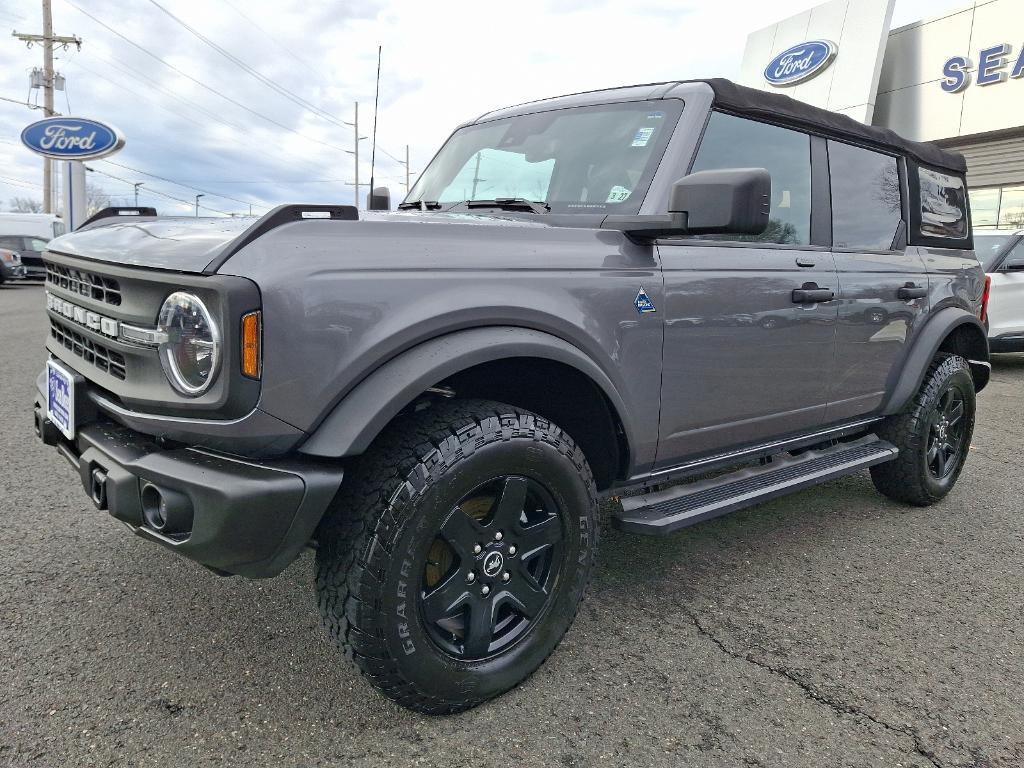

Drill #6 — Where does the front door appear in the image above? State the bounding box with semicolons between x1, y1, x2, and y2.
654;111;838;468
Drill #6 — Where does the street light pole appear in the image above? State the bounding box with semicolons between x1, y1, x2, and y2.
133;182;143;206
195;193;204;217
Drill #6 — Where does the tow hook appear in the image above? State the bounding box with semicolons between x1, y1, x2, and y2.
90;467;108;510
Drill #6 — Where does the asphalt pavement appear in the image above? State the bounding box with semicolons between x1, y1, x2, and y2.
1;280;1022;768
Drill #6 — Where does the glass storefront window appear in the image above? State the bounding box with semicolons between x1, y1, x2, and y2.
970;184;1024;231
998;186;1024;229
969;188;1000;228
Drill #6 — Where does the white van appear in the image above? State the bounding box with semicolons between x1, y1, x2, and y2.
0;213;66;280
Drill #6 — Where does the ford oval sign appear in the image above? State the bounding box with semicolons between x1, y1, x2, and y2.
20;117;124;160
764;40;838;87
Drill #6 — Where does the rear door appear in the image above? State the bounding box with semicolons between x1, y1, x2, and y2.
655;112;838;466
825;141;928;422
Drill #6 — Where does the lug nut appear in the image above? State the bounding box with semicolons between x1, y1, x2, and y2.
467;571;476;583
508;545;517;556
502;572;510;582
481;585;491;596
473;543;482;554
495;531;504;541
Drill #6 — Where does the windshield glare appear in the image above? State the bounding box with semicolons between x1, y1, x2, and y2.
407;100;682;214
974;235;1012;270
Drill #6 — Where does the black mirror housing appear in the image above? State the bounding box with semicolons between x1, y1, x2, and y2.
669;168;771;236
367;186;392;211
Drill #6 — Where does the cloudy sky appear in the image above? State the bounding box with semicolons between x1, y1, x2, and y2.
0;0;964;216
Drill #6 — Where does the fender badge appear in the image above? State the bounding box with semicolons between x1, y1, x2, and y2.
634;287;656;314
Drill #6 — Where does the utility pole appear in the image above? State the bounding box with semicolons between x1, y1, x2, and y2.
353;101;359;209
345;101;368;208
470;152;484;199
195;194;204;216
405;145;410;193
133;182;143;206
14;2;82;214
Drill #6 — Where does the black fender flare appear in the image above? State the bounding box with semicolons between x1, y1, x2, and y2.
298;326;636;460
880;307;990;416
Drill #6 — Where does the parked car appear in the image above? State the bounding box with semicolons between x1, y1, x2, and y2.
0;213;65;280
0;247;25;284
33;79;989;714
974;229;1024;353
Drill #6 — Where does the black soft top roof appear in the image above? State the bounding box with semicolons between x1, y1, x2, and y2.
703;79;966;174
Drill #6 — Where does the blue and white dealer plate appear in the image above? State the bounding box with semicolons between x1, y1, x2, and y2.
46;360;75;440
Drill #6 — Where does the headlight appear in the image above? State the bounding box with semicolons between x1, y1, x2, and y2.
157;292;221;396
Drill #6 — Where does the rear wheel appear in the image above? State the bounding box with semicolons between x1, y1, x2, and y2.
315;399;598;714
870;353;976;505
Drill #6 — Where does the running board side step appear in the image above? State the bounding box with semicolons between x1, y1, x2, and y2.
613;436;897;536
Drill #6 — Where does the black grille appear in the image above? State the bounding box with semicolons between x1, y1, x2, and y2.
46;263;122;306
49;317;127;381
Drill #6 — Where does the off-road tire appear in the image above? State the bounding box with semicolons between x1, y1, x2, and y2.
315;399;598;714
870;353;976;506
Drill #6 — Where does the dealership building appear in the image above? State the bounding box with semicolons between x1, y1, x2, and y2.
740;0;1024;229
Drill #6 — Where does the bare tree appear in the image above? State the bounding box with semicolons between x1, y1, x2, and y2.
86;184;111;216
9;197;43;213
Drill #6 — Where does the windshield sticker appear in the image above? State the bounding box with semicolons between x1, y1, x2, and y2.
606;185;631;204
631;127;655;147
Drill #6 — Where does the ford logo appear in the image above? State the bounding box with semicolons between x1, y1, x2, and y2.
20;117;124;160
764;40;838;87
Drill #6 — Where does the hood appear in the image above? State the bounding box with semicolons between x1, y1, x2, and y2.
44;209;573;274
46;216;254;272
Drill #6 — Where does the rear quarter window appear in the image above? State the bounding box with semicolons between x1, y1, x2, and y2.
918;167;968;240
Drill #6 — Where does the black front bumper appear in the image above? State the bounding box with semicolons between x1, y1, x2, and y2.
33;402;344;578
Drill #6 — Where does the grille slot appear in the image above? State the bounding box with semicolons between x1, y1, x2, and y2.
46;262;122;306
49;317;127;381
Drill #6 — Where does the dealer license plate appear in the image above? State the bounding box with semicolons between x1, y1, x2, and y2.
46;360;75;440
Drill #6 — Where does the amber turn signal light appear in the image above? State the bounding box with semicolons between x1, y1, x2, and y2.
241;311;261;379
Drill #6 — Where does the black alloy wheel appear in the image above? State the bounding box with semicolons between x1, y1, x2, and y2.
926;386;967;480
421;476;564;659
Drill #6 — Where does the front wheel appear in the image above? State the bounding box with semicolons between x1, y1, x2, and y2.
870;353;976;506
315;399;598;714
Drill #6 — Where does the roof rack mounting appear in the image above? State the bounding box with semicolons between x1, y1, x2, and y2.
77;206;158;231
203;204;359;274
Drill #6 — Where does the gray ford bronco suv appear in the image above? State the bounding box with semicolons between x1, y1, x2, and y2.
34;79;990;714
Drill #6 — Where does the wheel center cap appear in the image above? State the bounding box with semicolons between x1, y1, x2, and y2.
482;550;504;578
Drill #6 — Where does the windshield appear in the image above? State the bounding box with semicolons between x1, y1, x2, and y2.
974;234;1014;270
0;235;49;253
407;100;683;214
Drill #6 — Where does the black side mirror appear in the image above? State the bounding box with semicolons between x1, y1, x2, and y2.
367;186;391;211
669;168;771;236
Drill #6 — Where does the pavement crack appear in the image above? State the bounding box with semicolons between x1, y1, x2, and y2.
683;609;946;768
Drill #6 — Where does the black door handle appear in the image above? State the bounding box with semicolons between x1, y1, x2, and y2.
897;283;928;300
792;284;835;303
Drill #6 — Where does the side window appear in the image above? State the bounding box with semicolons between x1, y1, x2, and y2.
690;112;811;245
918;167;968;240
828;141;902;250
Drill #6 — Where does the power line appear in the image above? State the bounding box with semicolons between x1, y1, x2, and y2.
86;165;233;216
60;0;354;155
99;158;268;211
144;0;352;131
75;48;247;132
216;0;316;73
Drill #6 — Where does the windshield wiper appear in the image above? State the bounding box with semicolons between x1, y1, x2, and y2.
464;198;550;213
397;200;442;211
